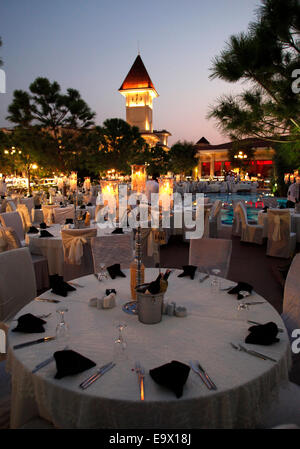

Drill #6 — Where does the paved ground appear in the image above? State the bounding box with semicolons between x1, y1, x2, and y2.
160;232;300;385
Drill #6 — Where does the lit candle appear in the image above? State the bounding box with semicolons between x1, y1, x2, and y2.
159;178;174;211
84;177;91;191
100;180;118;213
69;172;77;192
131;165;147;194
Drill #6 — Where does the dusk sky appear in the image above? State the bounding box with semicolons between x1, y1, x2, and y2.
1;0;260;146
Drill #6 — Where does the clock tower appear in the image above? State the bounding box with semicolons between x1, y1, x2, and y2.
119;55;158;132
119;54;171;149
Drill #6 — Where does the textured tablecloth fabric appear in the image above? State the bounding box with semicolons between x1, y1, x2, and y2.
25;224;134;276
7;269;291;429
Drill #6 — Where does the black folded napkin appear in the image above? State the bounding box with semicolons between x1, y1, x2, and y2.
65;218;73;224
39;230;54;238
112;227;124;234
39;222;49;229
12;313;46;333
27;226;39;234
263;206;269;213
149;360;190;398
177;265;197;280
34;205;42;209
49;274;76;297
87;202;92;206
227;281;253;300
245;322;280;345
53;349;96;379
107;264;126;279
106;289;116;295
1;195;5;199
80;205;86;209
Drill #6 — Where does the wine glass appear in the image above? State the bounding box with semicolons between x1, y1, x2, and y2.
235;302;250;320
210;268;221;294
56;306;69;348
113;321;128;363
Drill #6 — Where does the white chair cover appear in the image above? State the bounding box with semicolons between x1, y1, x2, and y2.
189;237;232;278
266;210;296;258
53;206;75;225
6;200;16;212
20;197;34;215
42;205;57;225
91;234;134;273
209;200;222;238
61;228;97;281
281;253;300;339
0;247;36;326
17;204;32;233
0;212;25;242
235;202;264;244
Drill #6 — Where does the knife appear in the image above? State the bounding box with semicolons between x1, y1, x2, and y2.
32;346;68;373
135;361;145;400
32;355;54;373
239;344;277;362
243;301;265;306
79;362;115;390
35;297;60;303
189;361;212;390
197;362;217;390
14;336;56;350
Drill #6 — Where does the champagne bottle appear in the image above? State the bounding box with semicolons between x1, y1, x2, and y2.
146;273;162;294
160;270;172;293
130;259;145;300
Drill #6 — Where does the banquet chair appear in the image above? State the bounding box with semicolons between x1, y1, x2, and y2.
281;253;300;339
5;200;17;212
16;204;32;233
0;211;25;243
189;237;232;278
209;200;222;238
0;247;37;336
91;234;134;273
266;210;296;258
231;200;246;236
42;205;56;225
260;381;300;429
183;206;210;242
235;202;264;245
53;206;75;225
20;197;34;216
61;228;97;281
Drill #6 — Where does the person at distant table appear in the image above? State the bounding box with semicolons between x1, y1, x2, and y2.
146;173;159;203
287;176;300;208
0;177;7;197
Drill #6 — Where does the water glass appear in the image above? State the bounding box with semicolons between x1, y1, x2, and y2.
113;321;128;363
56;306;69;347
210;268;221;294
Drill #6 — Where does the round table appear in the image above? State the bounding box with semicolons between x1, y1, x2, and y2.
25;223;133;275
7;269;291;429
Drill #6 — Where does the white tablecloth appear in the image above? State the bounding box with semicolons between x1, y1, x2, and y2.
258;209;300;241
25;224;133;275
7;269;291;429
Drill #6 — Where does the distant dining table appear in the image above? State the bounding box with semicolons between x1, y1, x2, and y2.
25;223;133;275
257;208;300;241
7;269;291;429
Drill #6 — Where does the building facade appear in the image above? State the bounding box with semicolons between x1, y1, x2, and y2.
195;137;275;179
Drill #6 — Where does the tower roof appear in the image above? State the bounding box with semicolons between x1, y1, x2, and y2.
119;55;158;95
196;137;210;145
